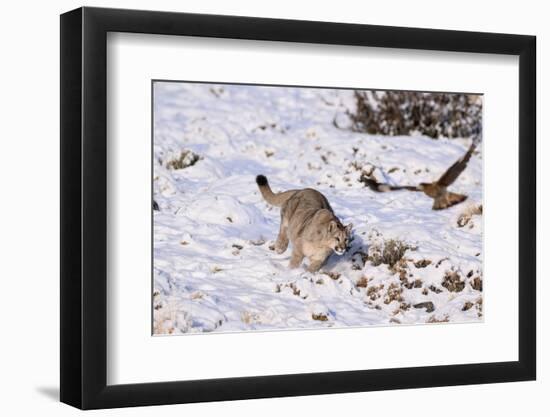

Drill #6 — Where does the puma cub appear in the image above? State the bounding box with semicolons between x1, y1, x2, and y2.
256;175;352;272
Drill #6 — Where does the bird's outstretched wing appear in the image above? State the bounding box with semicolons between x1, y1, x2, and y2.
436;141;477;187
360;175;420;192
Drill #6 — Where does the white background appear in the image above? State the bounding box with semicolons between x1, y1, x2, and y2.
108;34;518;384
0;0;545;415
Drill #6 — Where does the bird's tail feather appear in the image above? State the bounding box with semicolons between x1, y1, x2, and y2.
433;192;467;210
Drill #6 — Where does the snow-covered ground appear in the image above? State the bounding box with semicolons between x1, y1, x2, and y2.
152;82;483;335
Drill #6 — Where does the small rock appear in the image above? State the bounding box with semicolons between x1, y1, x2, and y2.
413;301;435;313
462;301;474;311
414;259;432;268
429;285;443;294
471;277;483;291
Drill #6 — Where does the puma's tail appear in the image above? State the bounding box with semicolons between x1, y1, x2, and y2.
433;191;467;210
256;175;297;207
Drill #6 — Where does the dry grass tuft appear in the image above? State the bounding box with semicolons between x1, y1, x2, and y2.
369;239;411;267
312;313;329;321
441;271;465;292
366;284;383;301
166;150;201;170
427;314;450;323
356;276;369;288
457;204;483;228
384;283;403;304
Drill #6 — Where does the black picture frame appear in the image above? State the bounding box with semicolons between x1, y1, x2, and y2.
60;6;536;410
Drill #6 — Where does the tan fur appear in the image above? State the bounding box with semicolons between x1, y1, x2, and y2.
256;175;352;272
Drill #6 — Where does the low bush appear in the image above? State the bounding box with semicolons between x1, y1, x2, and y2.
347;90;482;140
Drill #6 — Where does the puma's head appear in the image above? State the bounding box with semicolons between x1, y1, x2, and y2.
327;221;353;255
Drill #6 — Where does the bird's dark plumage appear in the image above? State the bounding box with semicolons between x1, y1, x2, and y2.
436;142;477;187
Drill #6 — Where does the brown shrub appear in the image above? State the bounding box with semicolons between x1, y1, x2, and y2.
384;283;403;304
369;239;411;268
356;276;369;288
441;271;466;292
347;91;482;140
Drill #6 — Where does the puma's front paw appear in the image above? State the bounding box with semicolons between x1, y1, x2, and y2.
307;263;322;273
275;244;287;254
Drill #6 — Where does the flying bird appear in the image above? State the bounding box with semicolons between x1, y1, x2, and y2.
362;141;478;210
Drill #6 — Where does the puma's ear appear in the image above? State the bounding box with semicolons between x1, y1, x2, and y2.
345;223;353;233
329;221;337;233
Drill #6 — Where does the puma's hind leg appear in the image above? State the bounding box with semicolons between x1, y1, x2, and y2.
274;216;289;254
